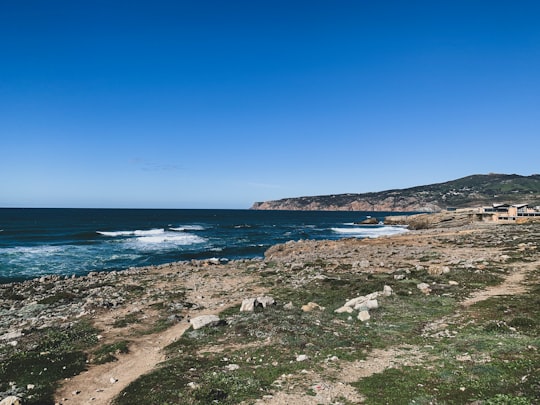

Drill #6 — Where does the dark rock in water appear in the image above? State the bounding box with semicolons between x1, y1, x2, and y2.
357;217;378;225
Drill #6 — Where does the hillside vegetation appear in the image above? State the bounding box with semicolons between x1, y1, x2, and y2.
251;174;540;212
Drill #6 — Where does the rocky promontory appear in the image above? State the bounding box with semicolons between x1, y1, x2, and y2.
251;173;540;212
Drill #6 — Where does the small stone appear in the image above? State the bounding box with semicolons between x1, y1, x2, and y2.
456;354;472;362
27;384;35;390
72;390;81;395
417;283;431;294
283;301;294;310
448;280;459;286
296;354;308;362
256;296;275;308
225;364;240;371
428;265;445;275
110;377;118;384
358;310;371;322
301;302;324;312
240;298;256;312
382;285;393;296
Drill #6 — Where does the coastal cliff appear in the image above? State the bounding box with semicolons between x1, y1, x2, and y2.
251;173;540;212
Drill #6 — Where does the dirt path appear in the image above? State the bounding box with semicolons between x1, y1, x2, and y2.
55;262;266;405
461;261;535;307
55;321;191;404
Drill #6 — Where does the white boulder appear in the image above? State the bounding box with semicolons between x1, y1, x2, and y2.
191;315;221;330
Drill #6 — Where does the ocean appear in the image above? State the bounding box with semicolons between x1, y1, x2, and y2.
0;208;408;283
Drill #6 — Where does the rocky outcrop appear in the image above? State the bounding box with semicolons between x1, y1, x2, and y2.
383;210;481;229
251;196;440;212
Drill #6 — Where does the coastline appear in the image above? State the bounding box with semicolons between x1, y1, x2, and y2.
1;214;539;405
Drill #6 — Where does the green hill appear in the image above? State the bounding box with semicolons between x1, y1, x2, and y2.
251;173;540;212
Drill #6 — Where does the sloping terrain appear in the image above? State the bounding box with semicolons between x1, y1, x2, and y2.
251;173;540;212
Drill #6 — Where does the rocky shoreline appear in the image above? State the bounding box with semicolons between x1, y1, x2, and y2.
1;213;539;405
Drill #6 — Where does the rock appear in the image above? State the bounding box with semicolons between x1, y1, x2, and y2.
394;274;406;280
301;302;325;312
359;217;378;225
334;306;354;314
240;298;256;312
72;390;81;395
366;299;379;309
448;280;459;286
256;296;275;308
456;354;472;362
359;260;370;268
283;301;295;310
225;364;240;371
344;292;379;308
0;397;22;405
296;354;308;362
358;310;371;322
417;283;431;294
382;285;393;297
190;315;221;330
239;296;275;312
110;377;118;384
428;265;451;276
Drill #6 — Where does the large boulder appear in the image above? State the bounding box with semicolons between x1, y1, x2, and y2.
190;315;221;330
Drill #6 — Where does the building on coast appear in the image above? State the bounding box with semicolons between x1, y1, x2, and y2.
483;203;540;222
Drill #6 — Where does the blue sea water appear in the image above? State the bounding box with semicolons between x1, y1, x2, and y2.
0;208;408;283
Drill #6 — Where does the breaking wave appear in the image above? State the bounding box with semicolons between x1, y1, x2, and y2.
331;225;408;238
97;228;165;237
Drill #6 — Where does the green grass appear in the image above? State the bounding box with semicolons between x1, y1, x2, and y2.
92;340;130;364
0;320;99;405
355;280;540;405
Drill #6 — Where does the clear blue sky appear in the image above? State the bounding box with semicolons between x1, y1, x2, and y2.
1;1;539;208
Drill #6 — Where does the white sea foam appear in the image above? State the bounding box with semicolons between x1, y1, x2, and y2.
97;228;165;237
331;226;408;238
170;225;205;232
0;243;144;279
127;232;207;251
2;245;65;257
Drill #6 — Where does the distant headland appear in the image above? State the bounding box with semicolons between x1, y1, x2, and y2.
251;173;540;212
